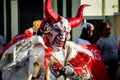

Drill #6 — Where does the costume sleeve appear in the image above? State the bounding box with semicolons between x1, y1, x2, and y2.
66;51;92;79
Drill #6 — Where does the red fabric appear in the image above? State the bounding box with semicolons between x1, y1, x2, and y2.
24;29;33;37
68;46;92;75
118;47;120;51
44;51;52;69
82;44;110;80
69;52;91;70
45;47;53;52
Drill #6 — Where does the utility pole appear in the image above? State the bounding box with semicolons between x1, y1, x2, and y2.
118;0;120;12
102;0;105;16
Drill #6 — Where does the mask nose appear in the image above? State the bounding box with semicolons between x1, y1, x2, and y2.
58;32;66;41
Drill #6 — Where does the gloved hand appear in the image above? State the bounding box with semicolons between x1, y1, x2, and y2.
50;62;74;77
64;66;74;76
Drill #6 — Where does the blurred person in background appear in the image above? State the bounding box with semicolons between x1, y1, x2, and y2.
118;35;120;55
75;22;110;80
97;21;119;80
75;23;94;45
0;29;6;54
116;34;120;80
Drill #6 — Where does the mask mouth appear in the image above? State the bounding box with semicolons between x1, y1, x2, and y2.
44;33;54;47
44;34;65;48
54;38;65;47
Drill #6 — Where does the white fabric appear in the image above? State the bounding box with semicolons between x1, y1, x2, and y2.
0;35;93;80
0;35;46;80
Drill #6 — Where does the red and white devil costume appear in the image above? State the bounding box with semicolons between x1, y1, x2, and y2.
0;0;110;80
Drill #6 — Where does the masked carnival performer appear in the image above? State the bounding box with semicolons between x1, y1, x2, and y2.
0;0;109;80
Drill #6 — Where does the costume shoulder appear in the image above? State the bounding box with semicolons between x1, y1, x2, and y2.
66;41;93;57
0;28;45;70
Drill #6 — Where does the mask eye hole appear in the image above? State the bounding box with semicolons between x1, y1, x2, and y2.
53;25;60;32
43;23;51;33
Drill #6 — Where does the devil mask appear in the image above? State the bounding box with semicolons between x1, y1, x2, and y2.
40;0;89;51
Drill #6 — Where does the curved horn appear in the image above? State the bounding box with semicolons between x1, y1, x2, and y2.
69;4;90;28
44;0;59;22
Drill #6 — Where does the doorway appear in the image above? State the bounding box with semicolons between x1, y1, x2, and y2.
18;0;43;33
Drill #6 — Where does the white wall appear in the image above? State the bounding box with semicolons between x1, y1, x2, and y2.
105;0;118;15
81;0;118;16
81;0;102;16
